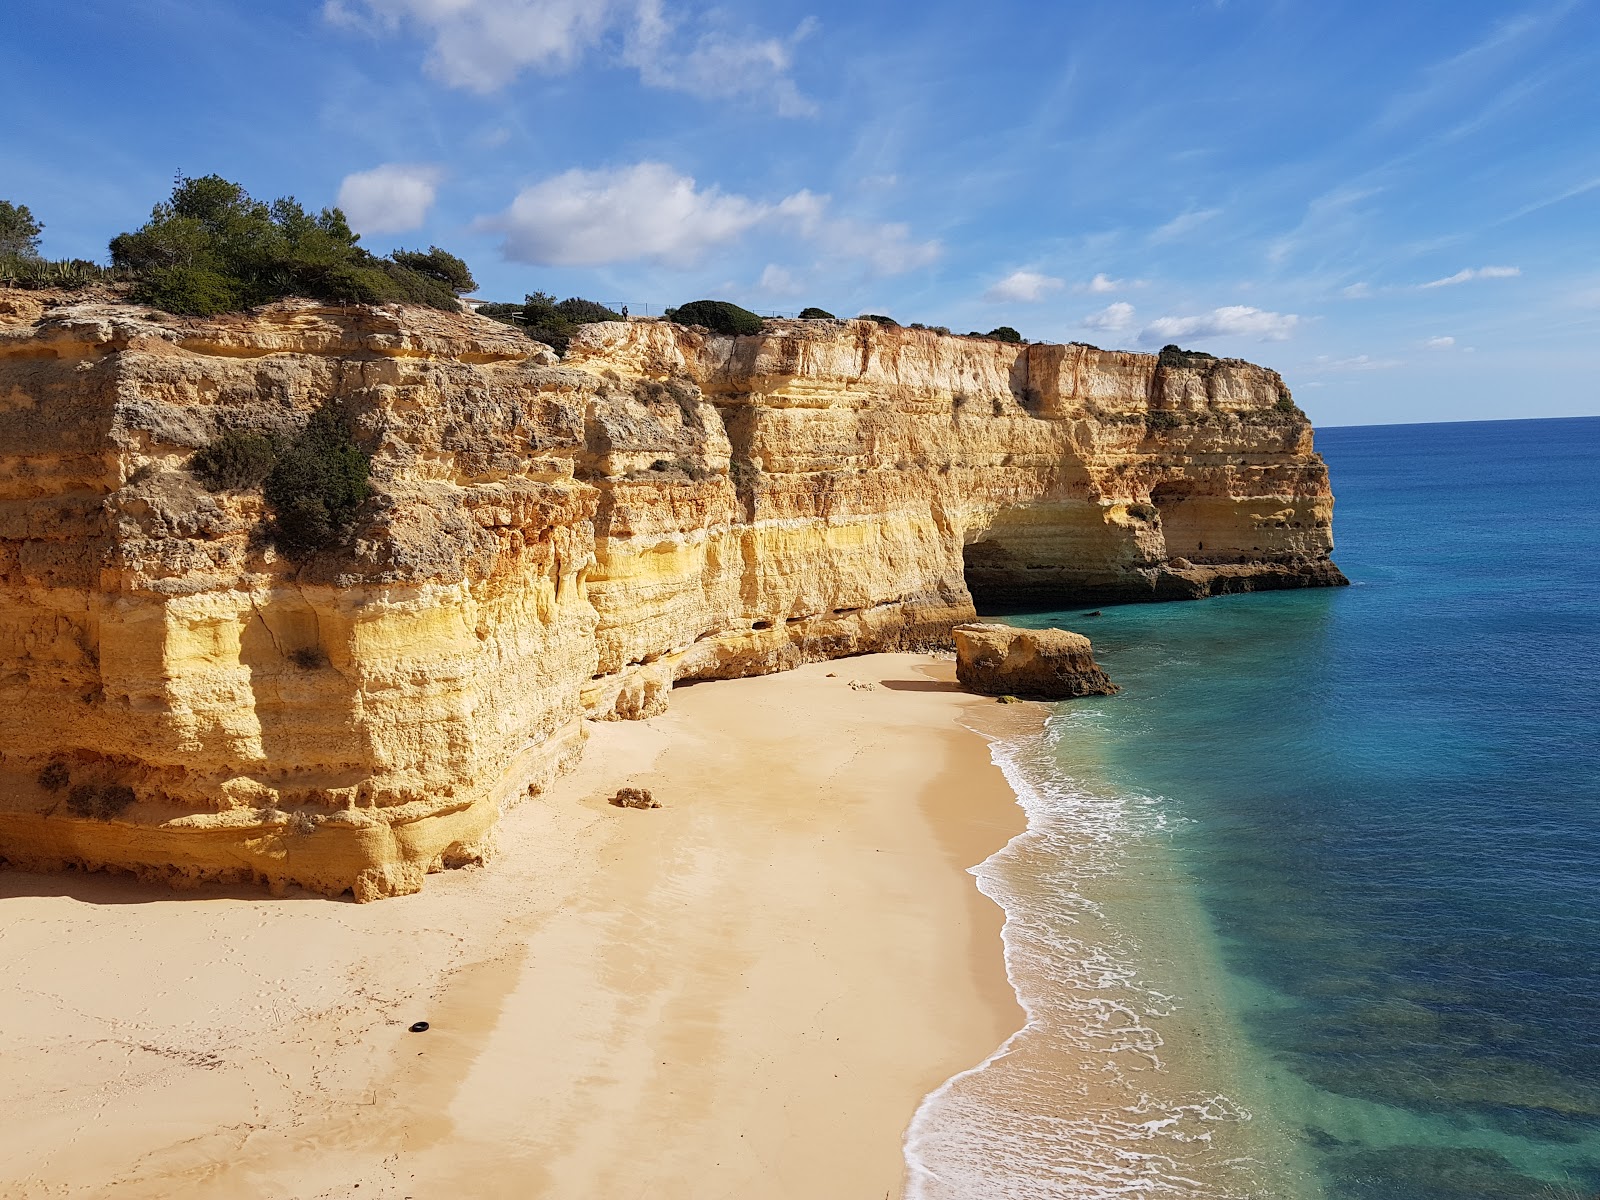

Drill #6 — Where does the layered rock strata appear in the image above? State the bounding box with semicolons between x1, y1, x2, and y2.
953;623;1118;699
0;296;1344;897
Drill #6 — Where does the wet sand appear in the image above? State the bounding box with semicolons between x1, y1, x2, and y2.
0;653;1025;1199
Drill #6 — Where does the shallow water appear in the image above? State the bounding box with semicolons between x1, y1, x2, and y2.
906;417;1600;1198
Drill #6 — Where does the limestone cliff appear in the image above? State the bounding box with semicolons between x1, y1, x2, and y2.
0;295;1344;898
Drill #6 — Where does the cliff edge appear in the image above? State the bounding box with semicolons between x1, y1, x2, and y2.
0;295;1344;897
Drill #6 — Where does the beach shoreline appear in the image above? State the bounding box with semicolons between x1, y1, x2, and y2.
0;652;1031;1199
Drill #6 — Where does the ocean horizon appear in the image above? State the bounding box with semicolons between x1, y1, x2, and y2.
908;414;1600;1198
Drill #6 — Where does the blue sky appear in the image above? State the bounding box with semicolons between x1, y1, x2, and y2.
4;0;1598;426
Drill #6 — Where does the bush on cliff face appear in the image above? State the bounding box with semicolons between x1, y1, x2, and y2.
665;300;765;336
65;782;137;820
192;429;277;490
263;408;371;559
110;175;473;316
799;306;835;320
986;326;1024;343
858;313;899;327
192;406;371;559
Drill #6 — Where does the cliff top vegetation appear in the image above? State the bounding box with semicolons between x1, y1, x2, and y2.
108;175;476;317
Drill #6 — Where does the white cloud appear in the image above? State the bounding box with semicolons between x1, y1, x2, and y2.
326;0;813;113
1420;265;1521;288
984;270;1064;303
478;163;940;274
326;0;614;92
1423;335;1456;349
1082;302;1136;333
1342;282;1372;299
625;2;817;116
481;163;766;267
1149;208;1221;243
336;163;443;234
1139;305;1303;344
1086;272;1121;293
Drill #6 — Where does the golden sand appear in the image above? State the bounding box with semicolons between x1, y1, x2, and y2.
0;654;1024;1199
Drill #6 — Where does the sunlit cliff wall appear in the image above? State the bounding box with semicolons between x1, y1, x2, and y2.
0;296;1343;898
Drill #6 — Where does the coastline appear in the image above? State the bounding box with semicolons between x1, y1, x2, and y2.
0;652;1029;1198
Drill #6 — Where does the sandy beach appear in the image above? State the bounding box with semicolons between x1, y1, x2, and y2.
0;652;1025;1199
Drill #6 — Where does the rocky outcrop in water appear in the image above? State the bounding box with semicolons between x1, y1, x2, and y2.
0;295;1343;897
953;623;1118;699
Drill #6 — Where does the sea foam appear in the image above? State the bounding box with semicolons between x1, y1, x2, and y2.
902;716;1268;1199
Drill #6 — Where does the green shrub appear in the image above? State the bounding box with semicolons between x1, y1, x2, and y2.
0;201;42;258
192;429;277;490
858;313;899;327
555;296;622;324
986;326;1023;343
799;306;835;320
110;175;473;316
516;291;621;353
1157;344;1217;369
667;300;765;336
262;407;371;559
388;246;476;295
1145;410;1185;432
135;265;245;316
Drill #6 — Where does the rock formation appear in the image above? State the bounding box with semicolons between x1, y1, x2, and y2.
953;623;1118;699
0;295;1344;898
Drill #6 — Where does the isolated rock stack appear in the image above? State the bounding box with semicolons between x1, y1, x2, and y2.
953;623;1119;699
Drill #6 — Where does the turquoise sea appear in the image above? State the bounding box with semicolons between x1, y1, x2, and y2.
906;416;1600;1199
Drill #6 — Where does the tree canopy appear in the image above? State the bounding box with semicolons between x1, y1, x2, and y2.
109;175;473;316
0;201;43;259
665;300;765;336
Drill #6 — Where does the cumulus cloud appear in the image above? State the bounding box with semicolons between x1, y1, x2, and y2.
1082;301;1136;333
325;0;814;113
984;270;1064;303
1139;305;1303;344
336;163;443;234
480;163;766;267
1420;265;1521;288
1086;272;1121;293
478;162;940;273
1423;335;1456;349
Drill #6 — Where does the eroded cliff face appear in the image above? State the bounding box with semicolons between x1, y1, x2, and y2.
0;295;1343;898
